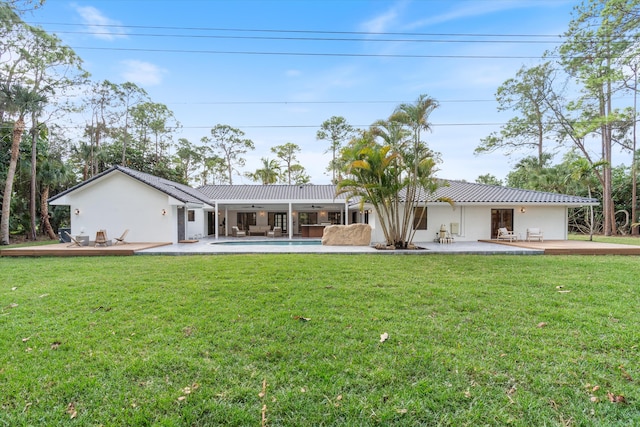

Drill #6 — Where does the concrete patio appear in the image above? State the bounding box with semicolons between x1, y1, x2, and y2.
3;237;640;257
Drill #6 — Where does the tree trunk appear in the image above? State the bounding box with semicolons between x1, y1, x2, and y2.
40;185;57;240
29;120;38;241
1;117;25;245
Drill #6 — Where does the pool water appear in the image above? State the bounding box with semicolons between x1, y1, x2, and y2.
211;239;322;246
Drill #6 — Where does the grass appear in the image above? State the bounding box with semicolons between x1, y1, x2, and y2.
1;254;639;426
569;233;640;246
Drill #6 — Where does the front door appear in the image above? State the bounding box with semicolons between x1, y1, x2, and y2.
491;209;513;239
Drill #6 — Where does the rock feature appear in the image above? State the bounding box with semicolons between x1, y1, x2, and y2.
321;223;372;246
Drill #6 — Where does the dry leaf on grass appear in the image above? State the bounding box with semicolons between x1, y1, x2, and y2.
380;332;389;343
293;316;310;322
590;396;599;403
259;378;267;398
11;287;17;291
397;408;408;414
177;396;187;402
537;322;548;328
22;337;30;342
66;402;77;419
607;392;627;404
51;341;61;350
557;290;571;294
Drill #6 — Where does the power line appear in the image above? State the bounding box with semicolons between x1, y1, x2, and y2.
165;99;496;105
35;29;566;45
71;46;561;60
28;22;567;39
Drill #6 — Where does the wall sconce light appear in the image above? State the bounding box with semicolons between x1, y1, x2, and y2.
161;209;167;216
520;207;526;213
74;208;80;215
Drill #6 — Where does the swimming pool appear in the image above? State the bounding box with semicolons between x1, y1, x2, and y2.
210;239;322;246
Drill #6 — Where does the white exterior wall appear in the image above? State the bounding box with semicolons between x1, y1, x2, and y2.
367;204;571;244
186;209;208;240
65;173;177;243
512;205;568;240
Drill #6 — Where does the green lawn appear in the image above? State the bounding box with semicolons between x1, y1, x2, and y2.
569;233;640;246
1;254;639;426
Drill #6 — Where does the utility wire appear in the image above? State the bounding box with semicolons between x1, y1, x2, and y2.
70;46;564;60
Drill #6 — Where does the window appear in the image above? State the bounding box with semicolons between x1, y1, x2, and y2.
299;212;318;225
328;212;342;224
237;212;256;230
413;207;427;230
187;210;195;222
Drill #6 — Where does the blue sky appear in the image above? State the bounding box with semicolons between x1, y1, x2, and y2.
26;0;577;184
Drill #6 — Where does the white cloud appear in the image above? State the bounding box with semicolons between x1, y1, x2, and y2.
73;4;127;41
120;60;167;86
360;0;409;33
286;69;302;77
406;0;570;30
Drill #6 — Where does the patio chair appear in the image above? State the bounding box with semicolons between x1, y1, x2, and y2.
95;230;108;247
526;227;544;242
496;227;517;242
113;229;129;245
232;226;246;237
65;231;83;248
267;226;282;237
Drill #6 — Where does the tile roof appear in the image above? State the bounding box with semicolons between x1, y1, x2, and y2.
49;166;599;207
197;184;348;202
419;180;599;205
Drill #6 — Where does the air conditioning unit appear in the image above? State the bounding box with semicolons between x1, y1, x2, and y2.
450;222;460;235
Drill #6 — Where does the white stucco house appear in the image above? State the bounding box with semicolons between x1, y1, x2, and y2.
48;165;599;244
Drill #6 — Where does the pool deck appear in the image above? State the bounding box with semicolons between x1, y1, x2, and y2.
138;238;543;255
2;237;640;257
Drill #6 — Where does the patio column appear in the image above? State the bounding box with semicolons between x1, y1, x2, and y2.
344;201;349;225
214;201;219;239
225;207;229;236
288;202;293;239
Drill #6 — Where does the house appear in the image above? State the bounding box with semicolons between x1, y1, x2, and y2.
48;166;213;243
49;165;599;244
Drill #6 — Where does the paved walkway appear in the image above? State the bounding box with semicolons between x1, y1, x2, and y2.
137;237;543;255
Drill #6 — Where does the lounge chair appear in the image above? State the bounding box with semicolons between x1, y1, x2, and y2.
232;226;246;237
65;231;83;247
267;226;282;237
496;227;517;242
113;229;129;245
526;227;544;242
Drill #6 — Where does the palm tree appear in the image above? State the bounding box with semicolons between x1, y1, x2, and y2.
245;158;281;185
0;84;47;245
388;94;441;246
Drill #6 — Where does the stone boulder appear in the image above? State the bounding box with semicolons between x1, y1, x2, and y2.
321;223;372;246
